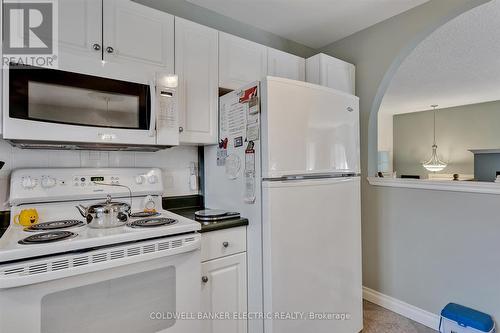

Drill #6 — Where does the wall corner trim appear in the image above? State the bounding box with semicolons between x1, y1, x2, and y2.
363;286;440;330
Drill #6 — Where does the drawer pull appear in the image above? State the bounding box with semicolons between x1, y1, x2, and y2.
222;241;229;248
202;276;209;283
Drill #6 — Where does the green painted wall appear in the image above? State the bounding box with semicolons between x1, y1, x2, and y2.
393;101;500;178
133;0;316;58
320;0;499;323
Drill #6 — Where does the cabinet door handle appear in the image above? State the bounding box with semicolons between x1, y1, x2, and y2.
202;276;209;283
106;46;114;54
222;241;229;248
179;127;184;133
92;43;101;51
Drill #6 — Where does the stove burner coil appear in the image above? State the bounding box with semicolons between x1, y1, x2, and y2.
126;218;177;228
24;220;85;232
18;231;78;245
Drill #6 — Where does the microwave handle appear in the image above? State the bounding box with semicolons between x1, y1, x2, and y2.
148;81;156;137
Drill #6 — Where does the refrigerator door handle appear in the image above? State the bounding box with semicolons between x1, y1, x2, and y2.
263;172;360;181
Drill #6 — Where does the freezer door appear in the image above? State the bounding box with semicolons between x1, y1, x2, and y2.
261;77;360;179
262;177;362;333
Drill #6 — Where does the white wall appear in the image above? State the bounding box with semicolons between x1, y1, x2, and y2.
0;139;199;210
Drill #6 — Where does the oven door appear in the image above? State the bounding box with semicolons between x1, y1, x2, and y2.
2;64;157;145
0;234;201;333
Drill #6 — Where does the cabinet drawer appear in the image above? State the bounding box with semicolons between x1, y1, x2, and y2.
201;226;246;262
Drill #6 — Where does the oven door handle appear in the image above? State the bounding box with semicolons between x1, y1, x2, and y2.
148;80;156;138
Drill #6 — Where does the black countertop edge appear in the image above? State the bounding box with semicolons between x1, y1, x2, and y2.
162;195;204;211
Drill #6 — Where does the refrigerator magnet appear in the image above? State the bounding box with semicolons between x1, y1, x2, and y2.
239;86;258;103
234;136;243;148
245;142;255;173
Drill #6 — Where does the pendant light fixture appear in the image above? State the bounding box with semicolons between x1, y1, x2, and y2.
422;105;447;172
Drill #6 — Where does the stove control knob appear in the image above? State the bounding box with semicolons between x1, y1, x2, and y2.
148;175;159;184
41;176;57;188
21;177;36;189
135;175;145;184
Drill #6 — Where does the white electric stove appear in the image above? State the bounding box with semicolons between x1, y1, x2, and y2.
0;168;201;333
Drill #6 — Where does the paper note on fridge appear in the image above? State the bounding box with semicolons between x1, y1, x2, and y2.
220;101;246;141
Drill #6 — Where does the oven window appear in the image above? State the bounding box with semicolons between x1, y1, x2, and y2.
40;266;176;333
9;64;150;130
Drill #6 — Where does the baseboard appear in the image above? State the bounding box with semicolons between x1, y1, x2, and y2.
363;286;441;330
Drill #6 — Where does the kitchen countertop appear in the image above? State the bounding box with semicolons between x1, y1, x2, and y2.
163;195;248;233
0;196;248;238
169;207;248;233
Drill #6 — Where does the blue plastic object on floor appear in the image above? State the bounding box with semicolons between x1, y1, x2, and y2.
441;303;494;332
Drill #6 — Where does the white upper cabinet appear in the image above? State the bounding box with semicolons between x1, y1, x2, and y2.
219;32;267;90
267;48;305;81
103;0;174;73
57;0;174;80
306;53;356;95
58;0;101;59
175;18;218;145
57;0;103;74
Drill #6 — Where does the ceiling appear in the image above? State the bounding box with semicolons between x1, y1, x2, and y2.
185;0;430;49
380;0;500;115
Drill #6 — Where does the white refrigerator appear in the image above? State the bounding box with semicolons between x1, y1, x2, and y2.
205;77;362;333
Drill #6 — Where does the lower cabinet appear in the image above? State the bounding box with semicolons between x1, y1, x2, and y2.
201;253;247;333
200;226;248;333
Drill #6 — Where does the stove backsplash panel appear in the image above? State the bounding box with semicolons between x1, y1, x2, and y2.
0;140;200;210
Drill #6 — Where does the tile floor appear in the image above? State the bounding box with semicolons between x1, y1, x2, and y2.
363;300;437;333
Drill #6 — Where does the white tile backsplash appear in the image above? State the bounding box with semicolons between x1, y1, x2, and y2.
0;140;199;209
0;177;10;210
0;141;12;177
109;152;135;167
48;150;81;167
12;147;50;169
134;152;161;167
80;151;109;168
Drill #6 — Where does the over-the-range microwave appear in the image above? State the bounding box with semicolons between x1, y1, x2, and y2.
2;63;179;151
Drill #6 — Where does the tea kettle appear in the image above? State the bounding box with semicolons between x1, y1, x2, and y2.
76;195;131;229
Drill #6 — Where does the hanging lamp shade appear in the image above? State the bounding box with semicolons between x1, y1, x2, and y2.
422;105;447;172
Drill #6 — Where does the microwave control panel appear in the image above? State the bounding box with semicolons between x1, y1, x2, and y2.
156;87;179;145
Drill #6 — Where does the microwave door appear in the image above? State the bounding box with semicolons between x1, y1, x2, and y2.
3;65;156;146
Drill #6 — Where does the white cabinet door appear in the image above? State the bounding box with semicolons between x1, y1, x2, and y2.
267;48;305;81
175;18;218;145
103;0;174;73
201;253;247;333
306;53;355;95
58;0;101;58
219;32;267;90
57;0;102;74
